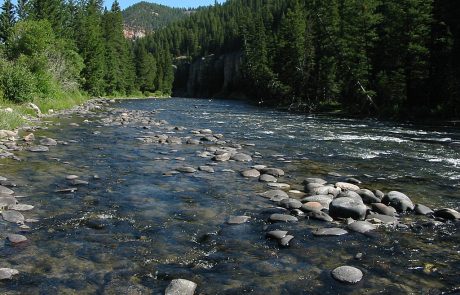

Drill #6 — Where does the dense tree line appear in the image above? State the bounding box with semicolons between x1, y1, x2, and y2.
139;0;460;118
0;0;171;105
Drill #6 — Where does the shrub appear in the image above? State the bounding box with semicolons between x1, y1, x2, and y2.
0;60;36;103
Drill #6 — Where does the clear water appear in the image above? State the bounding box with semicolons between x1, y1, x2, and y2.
0;98;459;294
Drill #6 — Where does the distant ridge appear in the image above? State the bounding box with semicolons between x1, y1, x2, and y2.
122;1;191;38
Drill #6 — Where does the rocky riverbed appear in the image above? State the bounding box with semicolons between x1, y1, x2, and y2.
0;98;459;294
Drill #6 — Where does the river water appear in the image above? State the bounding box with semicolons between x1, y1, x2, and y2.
0;98;459;294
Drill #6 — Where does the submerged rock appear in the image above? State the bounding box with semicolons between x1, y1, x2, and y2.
331;266;363;284
302;178;327;185
27;145;49;152
198;166;215;173
7;234;28;244
176;167;197;173
260;190;289;202
39;137;57;146
269;213;298;223
227;216;251;225
313;228;348;236
165;279;197;295
260;168;285;177
348;221;376;234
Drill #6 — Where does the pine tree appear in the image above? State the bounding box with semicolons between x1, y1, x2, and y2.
0;0;15;43
75;0;106;96
276;2;307;104
17;0;29;20
29;0;65;35
103;0;133;94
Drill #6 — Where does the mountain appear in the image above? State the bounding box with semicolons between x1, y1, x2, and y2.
122;1;190;38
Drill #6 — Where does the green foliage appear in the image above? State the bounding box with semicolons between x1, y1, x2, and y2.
0;0;15;43
0;59;36;103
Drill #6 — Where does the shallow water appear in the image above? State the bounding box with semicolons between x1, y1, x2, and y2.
0;98;459;294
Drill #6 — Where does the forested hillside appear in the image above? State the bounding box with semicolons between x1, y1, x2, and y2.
137;0;460;118
0;0;173;114
122;1;189;32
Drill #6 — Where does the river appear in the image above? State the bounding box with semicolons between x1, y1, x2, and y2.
0;98;459;294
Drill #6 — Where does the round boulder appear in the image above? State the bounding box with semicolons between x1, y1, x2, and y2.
335;182;360;191
414;204;434;215
259;174;278;183
241;169;260;178
382;191;415;212
434;208;460;220
331;266;363;284
329;197;367;220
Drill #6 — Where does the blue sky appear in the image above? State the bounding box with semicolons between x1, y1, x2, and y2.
106;0;225;9
2;0;226;11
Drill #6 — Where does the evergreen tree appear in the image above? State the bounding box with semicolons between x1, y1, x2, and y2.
0;0;15;43
103;0;133;94
75;0;106;96
29;0;65;35
17;0;29;20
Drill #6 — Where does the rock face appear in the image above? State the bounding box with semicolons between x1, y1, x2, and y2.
173;52;243;98
331;266;363;284
329;197;367;220
382;191;415;212
165;279;197;295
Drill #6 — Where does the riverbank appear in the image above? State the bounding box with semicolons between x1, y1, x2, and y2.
0;91;171;130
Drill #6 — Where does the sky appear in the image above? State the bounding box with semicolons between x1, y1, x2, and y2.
106;0;225;9
1;0;226;11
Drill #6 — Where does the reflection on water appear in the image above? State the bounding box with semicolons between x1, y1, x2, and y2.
0;98;459;294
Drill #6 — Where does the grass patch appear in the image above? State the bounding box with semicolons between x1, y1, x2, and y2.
33;91;89;113
0;110;26;130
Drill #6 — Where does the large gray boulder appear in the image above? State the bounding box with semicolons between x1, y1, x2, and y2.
329;197;367;220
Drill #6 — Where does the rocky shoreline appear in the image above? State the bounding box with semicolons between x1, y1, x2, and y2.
1;98;459;293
